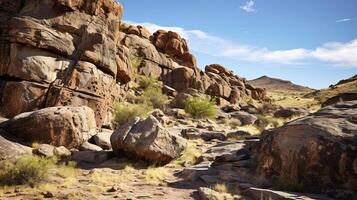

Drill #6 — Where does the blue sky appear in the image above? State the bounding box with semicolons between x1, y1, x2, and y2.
119;0;357;89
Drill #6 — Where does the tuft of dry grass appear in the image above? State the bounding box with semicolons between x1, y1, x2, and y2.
212;183;229;193
170;141;203;167
143;167;169;184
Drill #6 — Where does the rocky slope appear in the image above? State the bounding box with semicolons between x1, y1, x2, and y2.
248;75;314;93
0;1;356;200
305;74;357;103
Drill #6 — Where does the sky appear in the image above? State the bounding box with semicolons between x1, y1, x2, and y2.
119;0;357;89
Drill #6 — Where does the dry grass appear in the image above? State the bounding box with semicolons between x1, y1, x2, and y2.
170;141;203;167
268;91;320;111
143;167;169;184
306;81;357;104
212;183;229;193
56;161;77;178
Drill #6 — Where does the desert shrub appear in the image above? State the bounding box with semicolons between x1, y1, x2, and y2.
138;87;168;109
130;56;142;69
255;115;281;131
184;97;217;119
138;76;161;90
113;102;153;128
257;102;278;115
0;156;54;186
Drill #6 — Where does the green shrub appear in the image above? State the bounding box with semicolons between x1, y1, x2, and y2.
138;76;161;90
113;102;153;128
0;156;54;186
138;87;168;109
184;97;217;119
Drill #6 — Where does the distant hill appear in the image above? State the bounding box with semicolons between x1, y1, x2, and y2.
305;74;357;103
248;76;314;93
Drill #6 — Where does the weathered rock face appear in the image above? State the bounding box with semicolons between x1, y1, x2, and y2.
0;106;97;149
254;101;357;192
322;92;357;107
152;30;197;68
111;116;186;165
0;0;128;127
120;25;268;105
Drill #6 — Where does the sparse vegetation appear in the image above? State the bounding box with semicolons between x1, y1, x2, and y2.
0;156;55;186
171;141;202;166
131;56;143;69
144;167;169;184
138;75;161;90
212;183;228;193
56;161;77;178
255;115;282;131
184;97;217;119
113;102;153;127
138;86;169;109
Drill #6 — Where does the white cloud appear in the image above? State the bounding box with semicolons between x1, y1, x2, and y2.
126;21;357;68
336;18;352;23
240;0;257;13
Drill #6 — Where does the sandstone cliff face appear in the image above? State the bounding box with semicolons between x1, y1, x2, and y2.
0;0;267;129
120;24;267;105
0;0;130;127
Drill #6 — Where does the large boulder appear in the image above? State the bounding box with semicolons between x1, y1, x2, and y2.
230;111;258;126
0;106;97;149
274;107;308;119
255;101;357;192
111;116;186;165
0;130;32;162
152;30;197;68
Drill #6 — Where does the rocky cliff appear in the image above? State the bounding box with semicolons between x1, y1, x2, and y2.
0;0;267;128
0;0;131;127
120;23;268;106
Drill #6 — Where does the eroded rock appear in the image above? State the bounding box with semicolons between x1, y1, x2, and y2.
111;116;186;165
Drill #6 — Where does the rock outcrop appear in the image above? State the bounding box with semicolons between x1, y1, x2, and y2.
0;106;97;149
111;115;186;165
120;25;268;104
322;92;357;107
0;0;129;127
254;100;357;192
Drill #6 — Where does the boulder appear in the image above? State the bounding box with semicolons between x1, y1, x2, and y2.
0;106;97;149
274;107;308;118
111;116;186;165
93;129;113;150
80;142;103;152
0;131;32;162
33;144;71;158
230;111;258;126
255;101;357;191
152;30;196;68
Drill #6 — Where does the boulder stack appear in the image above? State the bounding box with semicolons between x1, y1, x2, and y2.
0;0;130;127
